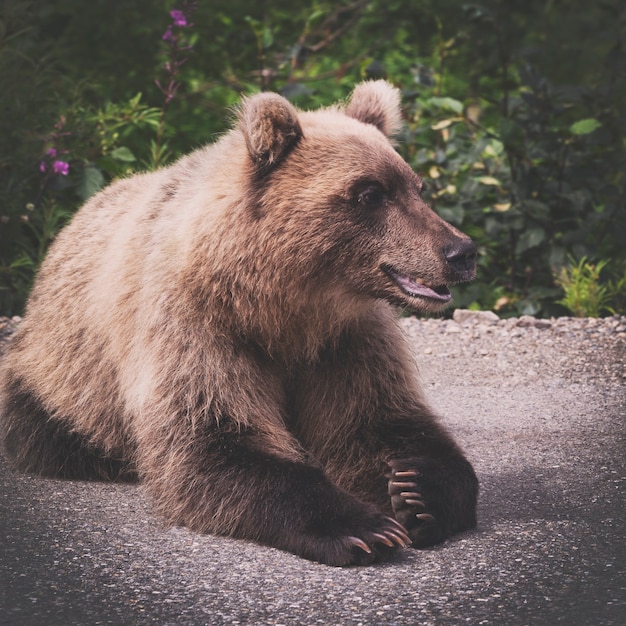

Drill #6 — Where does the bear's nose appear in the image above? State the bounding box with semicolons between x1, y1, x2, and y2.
443;239;477;275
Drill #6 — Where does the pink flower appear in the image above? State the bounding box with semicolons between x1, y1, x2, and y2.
170;9;187;26
52;161;69;175
40;161;47;173
47;148;57;158
162;28;173;41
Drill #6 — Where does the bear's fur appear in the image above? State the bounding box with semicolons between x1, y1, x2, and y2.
0;81;478;566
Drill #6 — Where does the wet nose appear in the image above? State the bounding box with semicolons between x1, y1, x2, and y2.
444;239;477;275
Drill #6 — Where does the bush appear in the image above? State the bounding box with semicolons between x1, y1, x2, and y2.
555;257;612;318
1;0;624;316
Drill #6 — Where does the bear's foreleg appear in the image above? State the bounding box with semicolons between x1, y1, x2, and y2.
288;314;478;548
134;411;410;566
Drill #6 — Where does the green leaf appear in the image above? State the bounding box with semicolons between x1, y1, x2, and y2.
10;255;36;270
569;118;601;135
483;140;504;157
78;166;105;201
516;227;545;254
428;97;464;114
262;26;274;49
308;9;326;22
111;146;136;162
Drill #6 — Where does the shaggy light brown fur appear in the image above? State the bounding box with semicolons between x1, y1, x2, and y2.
1;81;478;566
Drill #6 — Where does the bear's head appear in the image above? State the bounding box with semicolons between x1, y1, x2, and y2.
237;80;476;316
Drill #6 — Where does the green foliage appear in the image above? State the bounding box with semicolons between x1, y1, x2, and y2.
554;257;618;318
607;263;626;315
83;93;163;174
1;0;624;316
391;1;625;317
569;118;602;136
0;90;165;312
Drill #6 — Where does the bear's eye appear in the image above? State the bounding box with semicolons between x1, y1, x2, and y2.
356;184;386;209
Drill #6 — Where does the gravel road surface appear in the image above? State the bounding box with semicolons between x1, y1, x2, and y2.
1;312;624;626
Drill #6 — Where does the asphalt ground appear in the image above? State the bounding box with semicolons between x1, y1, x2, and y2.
1;316;624;626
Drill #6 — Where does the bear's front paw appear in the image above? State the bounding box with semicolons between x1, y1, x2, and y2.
311;512;411;567
386;458;445;548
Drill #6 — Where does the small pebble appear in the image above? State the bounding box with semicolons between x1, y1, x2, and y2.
1;313;625;386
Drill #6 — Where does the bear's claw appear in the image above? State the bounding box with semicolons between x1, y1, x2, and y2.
389;480;418;491
347;536;372;554
387;458;445;547
386;530;412;547
382;516;412;545
333;512;411;564
371;532;395;547
394;470;420;478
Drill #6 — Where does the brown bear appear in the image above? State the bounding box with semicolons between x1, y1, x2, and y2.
0;80;478;566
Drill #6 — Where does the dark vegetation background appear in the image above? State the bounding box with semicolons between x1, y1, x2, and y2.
1;0;624;317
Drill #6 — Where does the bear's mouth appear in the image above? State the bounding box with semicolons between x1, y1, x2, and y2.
382;265;452;303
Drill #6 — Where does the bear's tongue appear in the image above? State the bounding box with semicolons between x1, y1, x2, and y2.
389;270;452;303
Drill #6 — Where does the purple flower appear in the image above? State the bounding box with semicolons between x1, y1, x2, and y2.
47;147;57;158
52;160;69;175
170;9;187;26
40;161;47;173
162;28;173;41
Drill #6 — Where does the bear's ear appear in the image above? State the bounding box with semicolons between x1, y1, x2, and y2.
238;93;303;170
345;80;402;138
